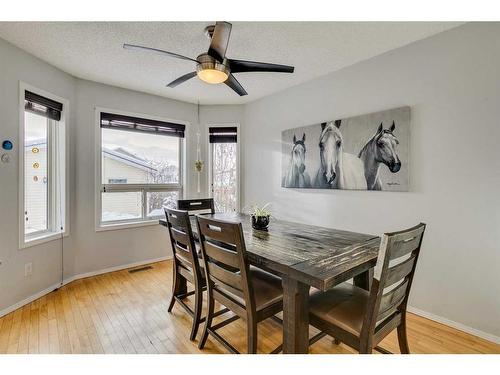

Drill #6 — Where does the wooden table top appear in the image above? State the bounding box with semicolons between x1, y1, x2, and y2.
160;213;380;291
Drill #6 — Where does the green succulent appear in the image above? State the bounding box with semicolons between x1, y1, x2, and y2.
249;203;272;218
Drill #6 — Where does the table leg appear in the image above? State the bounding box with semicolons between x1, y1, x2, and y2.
282;276;310;354
353;268;374;291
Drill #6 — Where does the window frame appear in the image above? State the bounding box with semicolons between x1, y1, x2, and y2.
207;123;241;213
95;107;187;231
18;82;70;249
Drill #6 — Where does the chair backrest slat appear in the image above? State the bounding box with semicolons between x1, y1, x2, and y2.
174;243;193;269
170;227;190;248
206;262;244;293
377;279;409;322
385;254;416;287
164;207;201;279
197;219;239;244
387;225;425;260
362;223;426;339
204;241;240;269
178;198;215;215
166;210;190;229
196;215;256;314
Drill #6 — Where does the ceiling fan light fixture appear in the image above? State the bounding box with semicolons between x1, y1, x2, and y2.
197;68;228;84
196;53;229;84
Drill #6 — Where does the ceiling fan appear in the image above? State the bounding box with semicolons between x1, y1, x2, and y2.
123;21;294;96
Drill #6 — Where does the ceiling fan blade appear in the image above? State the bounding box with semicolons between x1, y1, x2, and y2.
229;59;294;74
123;44;197;63
167;72;197;88
224;74;247;96
207;21;232;62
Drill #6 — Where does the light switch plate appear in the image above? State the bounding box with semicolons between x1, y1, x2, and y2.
1;154;11;163
25;262;32;277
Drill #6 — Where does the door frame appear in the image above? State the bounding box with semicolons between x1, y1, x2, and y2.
207;123;240;213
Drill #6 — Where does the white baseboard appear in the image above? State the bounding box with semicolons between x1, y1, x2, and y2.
1;260;498;347
63;256;171;285
0;282;62;318
0;256;171;319
407;305;500;345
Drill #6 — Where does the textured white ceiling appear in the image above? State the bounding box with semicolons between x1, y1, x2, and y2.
0;22;462;105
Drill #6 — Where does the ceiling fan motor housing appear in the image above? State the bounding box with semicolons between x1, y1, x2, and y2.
204;25;216;39
196;53;230;83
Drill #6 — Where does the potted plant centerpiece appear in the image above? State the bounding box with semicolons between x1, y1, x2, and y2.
249;203;271;231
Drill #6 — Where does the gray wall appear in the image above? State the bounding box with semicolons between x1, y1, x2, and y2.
242;22;500;339
72;81;244;275
0;37;77;310
72;79;196;275
0;37;244;312
1;22;499;342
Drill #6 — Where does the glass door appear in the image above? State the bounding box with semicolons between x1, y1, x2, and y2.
209;126;239;213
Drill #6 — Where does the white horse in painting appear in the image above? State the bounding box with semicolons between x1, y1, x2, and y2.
314;120;367;189
358;121;401;190
284;133;311;188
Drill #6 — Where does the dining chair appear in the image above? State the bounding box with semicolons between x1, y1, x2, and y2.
177;198;215;215
164;207;206;341
196;215;283;354
308;223;426;354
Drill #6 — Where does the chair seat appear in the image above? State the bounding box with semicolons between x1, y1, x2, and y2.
309;283;369;336
249;268;283;311
222;267;282;311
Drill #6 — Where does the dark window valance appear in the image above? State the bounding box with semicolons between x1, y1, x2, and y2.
100;112;185;138
25;91;63;121
209;126;237;143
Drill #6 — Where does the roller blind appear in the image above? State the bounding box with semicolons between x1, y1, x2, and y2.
209;126;237;143
100;112;185;138
25;91;63;121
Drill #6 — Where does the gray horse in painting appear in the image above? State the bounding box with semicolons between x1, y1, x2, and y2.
284;133;311;188
358;121;401;190
314;120;367;189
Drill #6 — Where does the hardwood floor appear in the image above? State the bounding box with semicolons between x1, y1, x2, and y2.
0;260;498;354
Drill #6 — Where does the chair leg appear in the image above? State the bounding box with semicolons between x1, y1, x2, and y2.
359;340;373;354
190;286;203;341
198;294;214;349
247;319;258;354
397;314;410;354
167;266;179;312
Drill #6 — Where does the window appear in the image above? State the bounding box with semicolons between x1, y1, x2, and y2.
108;178;127;184
97;111;185;227
209;126;239;213
21;86;68;247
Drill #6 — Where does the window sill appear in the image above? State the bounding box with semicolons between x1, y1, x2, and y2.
20;231;68;250
96;219;163;232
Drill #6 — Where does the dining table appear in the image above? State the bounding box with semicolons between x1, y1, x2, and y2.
160;212;381;354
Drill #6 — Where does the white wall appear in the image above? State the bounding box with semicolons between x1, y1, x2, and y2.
0;37;77;311
72;81;243;276
0;37;244;314
72;79;197;275
242;22;500;339
1;22;499;342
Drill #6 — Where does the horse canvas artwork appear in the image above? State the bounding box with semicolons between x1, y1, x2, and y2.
283;133;311;188
281;106;410;191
